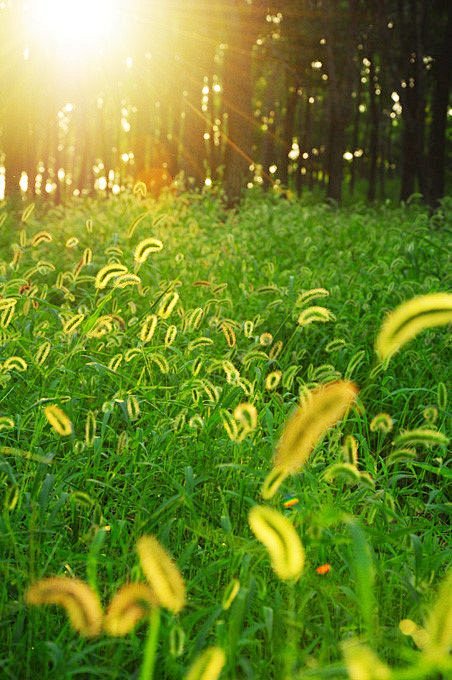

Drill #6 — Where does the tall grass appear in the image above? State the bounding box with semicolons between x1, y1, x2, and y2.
0;190;450;679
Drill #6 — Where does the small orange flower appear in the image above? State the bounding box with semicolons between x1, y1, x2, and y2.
316;563;331;575
282;497;299;509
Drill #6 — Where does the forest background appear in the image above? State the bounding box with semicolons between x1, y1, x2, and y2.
0;0;451;208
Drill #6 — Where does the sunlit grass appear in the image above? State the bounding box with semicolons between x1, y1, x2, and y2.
0;191;450;678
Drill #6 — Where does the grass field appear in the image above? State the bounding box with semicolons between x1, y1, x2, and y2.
0;190;450;679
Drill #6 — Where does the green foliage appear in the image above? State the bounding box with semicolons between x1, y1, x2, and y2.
0;192;450;678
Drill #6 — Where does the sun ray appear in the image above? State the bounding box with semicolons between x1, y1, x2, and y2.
25;0;121;57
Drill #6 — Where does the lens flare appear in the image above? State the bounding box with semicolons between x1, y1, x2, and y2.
26;0;120;59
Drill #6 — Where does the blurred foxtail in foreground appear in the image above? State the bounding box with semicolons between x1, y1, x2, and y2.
375;293;452;363
26;577;103;638
262;381;358;498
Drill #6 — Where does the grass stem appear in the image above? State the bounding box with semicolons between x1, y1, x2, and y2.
139;607;161;680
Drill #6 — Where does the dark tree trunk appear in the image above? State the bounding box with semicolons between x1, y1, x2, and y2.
398;0;427;201
349;70;363;196
172;0;217;189
378;112;389;199
222;1;261;205
178;86;206;188
323;0;358;204
426;3;452;208
367;57;380;201
261;65;278;191
326;112;346;203
279;84;298;188
399;97;417;200
296;91;313;196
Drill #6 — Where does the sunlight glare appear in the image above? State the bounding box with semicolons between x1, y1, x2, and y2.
26;0;119;57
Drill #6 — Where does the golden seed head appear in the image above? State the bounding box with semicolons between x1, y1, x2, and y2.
44;404;73;437
375;293;452;363
26;577;103;638
248;505;305;581
275;381;359;474
370;412;393;434
104;583;157;636
185;647;226;680
136;535;186;613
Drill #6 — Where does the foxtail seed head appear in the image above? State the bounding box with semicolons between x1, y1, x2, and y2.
322;462;361;485
375;293;452;363
140;314;158;342
114;273;141;289
165;324;178;346
261;467;289;500
233;402;258;433
221;579;240;610
104;583;157;636
297;305;335;326
136;535;186;613
269;339;283;359
265;370;282;391
259;332;273;346
35;340;51;366
274;381;359;474
248;505;305;581
158;291;179;319
31;230;52;246
185;647;226;680
134;237;163;264
126;395;140;421
26;577;103;637
21;202;35;224
62;314;85;335
394;428;448;449
342;435;359;466
94;263;128;289
370;413;393;434
0;416;14;431
44;404;73;436
85;411;96;447
3;356;27;372
423;570;452;659
297;287;330;306
220;409;239;441
243;320;254;338
437;382;447;411
341;639;390;680
221;321;236;347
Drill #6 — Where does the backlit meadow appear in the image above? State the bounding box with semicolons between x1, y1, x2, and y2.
0;189;451;679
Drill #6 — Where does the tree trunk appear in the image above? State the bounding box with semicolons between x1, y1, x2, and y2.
260;64;278;191
323;0;357;204
172;0;217;189
178;87;206;188
367;57;380;201
326;112;346;203
279;84;298;188
349;70;362;197
398;0;427;201
1;4;30;206
426;3;452;208
296;91;313;196
222;1;260;206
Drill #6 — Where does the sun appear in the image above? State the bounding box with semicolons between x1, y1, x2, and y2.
26;0;120;57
